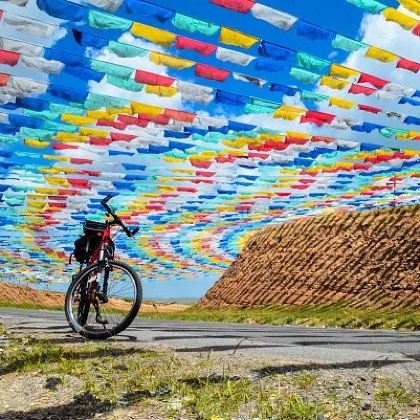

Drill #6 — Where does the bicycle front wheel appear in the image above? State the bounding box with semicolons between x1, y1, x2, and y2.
65;260;142;340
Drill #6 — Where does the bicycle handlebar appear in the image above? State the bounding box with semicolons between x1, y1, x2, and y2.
100;194;139;238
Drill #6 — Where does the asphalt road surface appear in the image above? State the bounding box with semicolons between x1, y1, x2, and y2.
1;308;419;372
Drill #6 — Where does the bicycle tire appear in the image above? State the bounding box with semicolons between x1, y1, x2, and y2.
65;260;142;340
77;276;90;328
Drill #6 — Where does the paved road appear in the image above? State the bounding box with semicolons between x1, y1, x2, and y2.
1;308;419;372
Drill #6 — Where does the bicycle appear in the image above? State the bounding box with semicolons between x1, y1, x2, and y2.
65;194;142;339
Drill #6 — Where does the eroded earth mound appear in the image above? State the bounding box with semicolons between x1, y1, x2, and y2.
201;205;420;309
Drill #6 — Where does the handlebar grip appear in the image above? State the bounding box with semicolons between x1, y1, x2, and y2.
101;194;116;216
130;227;140;237
102;194;115;204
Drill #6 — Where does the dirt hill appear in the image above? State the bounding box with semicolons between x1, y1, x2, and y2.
0;282;189;313
200;205;420;309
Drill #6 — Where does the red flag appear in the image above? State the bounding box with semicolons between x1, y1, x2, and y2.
163;109;195;122
210;0;255;13
348;83;376;96
134;69;175;86
110;132;137;142
175;36;217;56
301;110;335;126
358;104;381;114
195;63;230;82
396;58;420;73
0;72;9;86
358;73;388;89
89;137;111;146
0;50;20;66
70;158;93;165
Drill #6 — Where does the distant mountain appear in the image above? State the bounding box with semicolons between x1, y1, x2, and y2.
200;205;420;309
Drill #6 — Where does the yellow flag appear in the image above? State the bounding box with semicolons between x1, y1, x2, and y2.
43;153;69;161
287;131;312;139
399;0;420;15
329;64;359;79
27;200;47;210
365;46;398;63
149;52;195;69
131;102;162;116
54;132;89;143
38;167;61;174
157;185;176;192
172;169;193;174
222;139;238;148
222;137;253;148
189;154;211;161
220;27;259;48
396;130;420;139
80;127;109;137
131;22;175;46
35;187;57;194
145;85;177;97
273;105;306;120
320;76;349;90
259;133;285;142
382;7;418;29
86;110;111;119
44;176;69;187
335;162;353;170
59;166;77;174
61;114;96;126
24;138;50;149
163;156;185;163
107;106;132;115
329;97;356;109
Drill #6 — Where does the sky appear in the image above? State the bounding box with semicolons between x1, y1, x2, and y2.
0;0;419;298
92;0;420;150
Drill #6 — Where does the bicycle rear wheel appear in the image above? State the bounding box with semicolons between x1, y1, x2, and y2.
65;260;142;340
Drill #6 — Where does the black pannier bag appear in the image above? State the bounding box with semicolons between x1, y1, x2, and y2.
72;220;107;264
84;220;107;236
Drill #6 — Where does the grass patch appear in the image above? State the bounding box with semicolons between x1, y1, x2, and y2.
374;378;420;418
139;302;420;331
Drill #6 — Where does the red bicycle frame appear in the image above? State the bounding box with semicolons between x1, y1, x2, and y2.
88;223;112;266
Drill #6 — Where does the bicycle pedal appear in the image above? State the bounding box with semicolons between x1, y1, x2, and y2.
95;314;109;325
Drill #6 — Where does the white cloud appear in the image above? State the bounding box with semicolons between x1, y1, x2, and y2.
328;51;338;60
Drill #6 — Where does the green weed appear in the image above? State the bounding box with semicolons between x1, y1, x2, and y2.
139;302;420;331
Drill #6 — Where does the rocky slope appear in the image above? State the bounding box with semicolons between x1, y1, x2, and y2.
201;205;420;309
